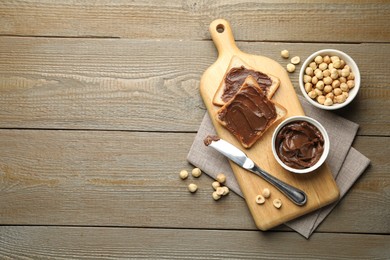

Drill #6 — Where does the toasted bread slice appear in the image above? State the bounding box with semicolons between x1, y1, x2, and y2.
216;76;287;149
213;56;280;106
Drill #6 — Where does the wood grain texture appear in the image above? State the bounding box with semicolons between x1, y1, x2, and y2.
0;37;389;135
0;226;389;259
0;1;389;43
0;130;388;234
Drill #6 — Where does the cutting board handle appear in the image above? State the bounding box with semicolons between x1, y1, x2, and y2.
209;19;240;58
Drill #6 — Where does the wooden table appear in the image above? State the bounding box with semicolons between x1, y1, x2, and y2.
0;1;389;258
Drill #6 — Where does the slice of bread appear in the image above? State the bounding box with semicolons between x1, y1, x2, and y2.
216;75;287;149
213;56;280;106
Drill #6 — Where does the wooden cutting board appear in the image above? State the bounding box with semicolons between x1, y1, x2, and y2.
200;19;340;230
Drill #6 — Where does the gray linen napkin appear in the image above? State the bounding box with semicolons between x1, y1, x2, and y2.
187;96;370;238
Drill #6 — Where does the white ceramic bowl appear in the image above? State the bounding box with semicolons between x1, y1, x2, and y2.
271;116;330;174
299;49;360;110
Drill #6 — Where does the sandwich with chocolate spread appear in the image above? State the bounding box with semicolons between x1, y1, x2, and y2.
213;56;280;106
216;76;287;149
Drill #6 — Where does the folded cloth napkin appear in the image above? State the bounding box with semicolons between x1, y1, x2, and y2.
187;96;370;238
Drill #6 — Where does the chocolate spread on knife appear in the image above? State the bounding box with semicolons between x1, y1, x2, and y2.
204;135;220;146
221;66;272;103
275;121;324;169
217;81;277;147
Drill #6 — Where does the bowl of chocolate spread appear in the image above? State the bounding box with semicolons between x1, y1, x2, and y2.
271;116;330;174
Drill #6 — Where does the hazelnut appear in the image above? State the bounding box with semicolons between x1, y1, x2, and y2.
309;62;317;70
222;186;230;196
323;69;331;77
308;90;317;99
179;170;189;180
311;76;319;85
314;55;323;64
341;68;350;77
317;95;326;105
319;62;328;71
212;191;221;201
216;187;224;196
191;168;202;178
216;173;226;184
281;49;289;58
255;195;266;205
305;82;313;93
324;97;333;106
340;82;349;92
332;80;341;88
323;76;333;85
188;183;198;193
347;80;355;89
305;67;314;76
273;199;282;209
286;63;296;73
291;56;300;65
333;88;342;96
316;80;325;90
212;181;220;190
323;55;331;64
324;85;333;93
303;75;312;83
262;188;271;198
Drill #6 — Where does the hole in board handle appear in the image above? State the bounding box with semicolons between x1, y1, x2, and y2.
216;24;225;33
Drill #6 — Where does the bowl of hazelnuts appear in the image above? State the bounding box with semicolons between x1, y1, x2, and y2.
299;49;360;110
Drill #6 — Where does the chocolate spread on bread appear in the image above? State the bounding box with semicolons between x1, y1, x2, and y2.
275;121;324;169
221;66;272;103
217;79;277;148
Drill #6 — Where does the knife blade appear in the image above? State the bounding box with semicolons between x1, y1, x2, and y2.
204;135;307;206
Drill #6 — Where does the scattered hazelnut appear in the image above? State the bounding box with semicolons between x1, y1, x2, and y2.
286;63;296;73
291;56;300;65
212;181;220;190
281;49;289;59
273;199;282;209
255;195;266;205
262;188;271;198
212;191;221;201
188;183;198;193
179;170;189;180
222;186;230;196
216;173;226;184
191;168;202;178
216;187;225;196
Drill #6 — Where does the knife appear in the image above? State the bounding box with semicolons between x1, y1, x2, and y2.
204;135;307;206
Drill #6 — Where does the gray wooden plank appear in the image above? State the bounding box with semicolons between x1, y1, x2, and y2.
0;130;388;234
0;226;389;259
0;37;389;135
0;1;389;42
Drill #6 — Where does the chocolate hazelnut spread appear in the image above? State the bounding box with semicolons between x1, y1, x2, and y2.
217;80;277;148
221;66;272;103
275;121;324;169
204;135;220;146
